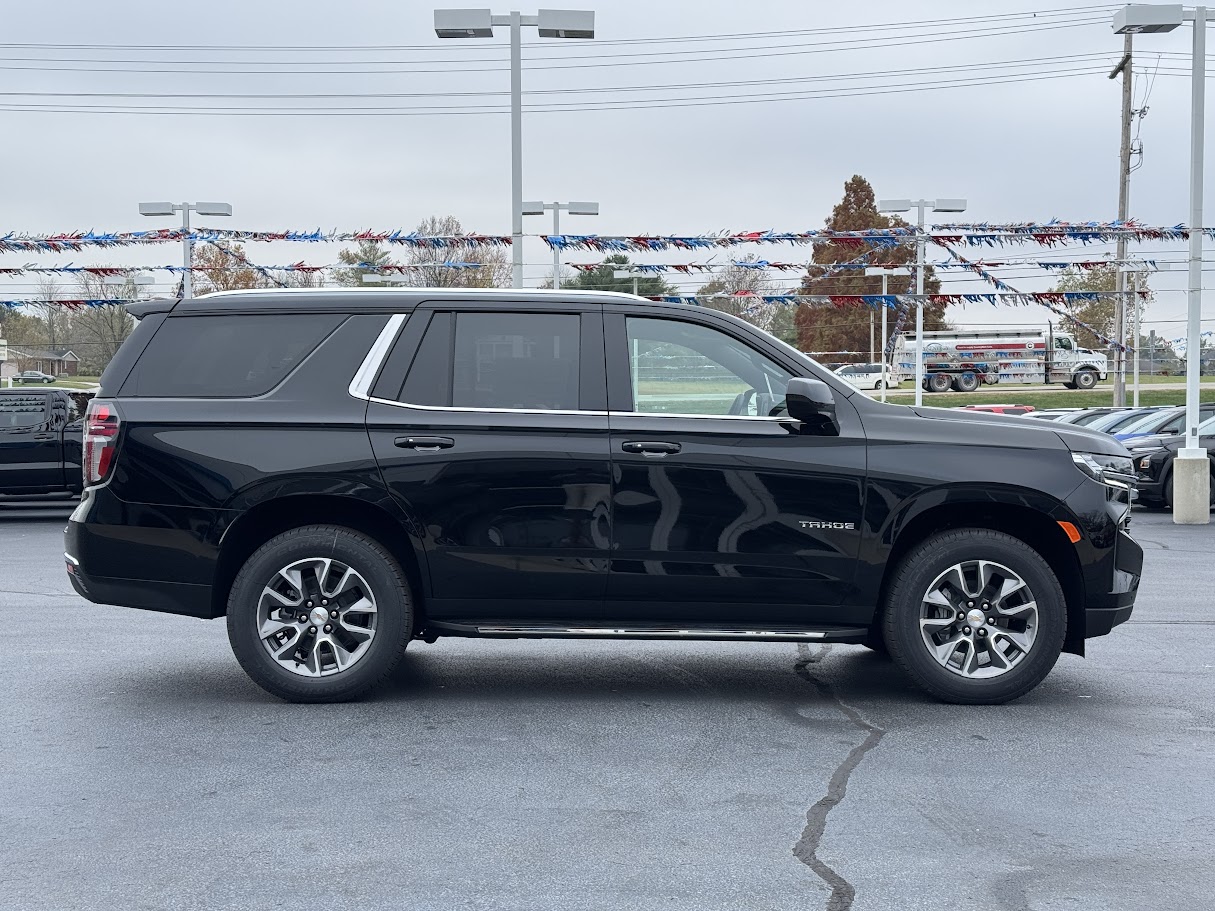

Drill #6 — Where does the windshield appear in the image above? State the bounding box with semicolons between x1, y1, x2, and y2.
1119;409;1180;435
1089;409;1152;432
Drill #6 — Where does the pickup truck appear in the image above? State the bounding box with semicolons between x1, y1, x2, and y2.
0;388;89;496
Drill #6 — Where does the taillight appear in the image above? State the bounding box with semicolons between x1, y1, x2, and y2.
83;398;121;487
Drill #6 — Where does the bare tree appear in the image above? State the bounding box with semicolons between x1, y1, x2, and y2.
335;216;510;290
69;274;137;373
696;256;796;340
26;276;75;352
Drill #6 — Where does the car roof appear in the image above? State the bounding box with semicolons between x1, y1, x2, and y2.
163;287;645;314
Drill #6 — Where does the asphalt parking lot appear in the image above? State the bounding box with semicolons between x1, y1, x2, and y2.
2;502;1212;911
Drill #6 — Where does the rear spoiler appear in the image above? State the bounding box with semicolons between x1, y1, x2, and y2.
125;297;180;320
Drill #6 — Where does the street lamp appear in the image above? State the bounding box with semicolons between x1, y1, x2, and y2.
878;197;967;407
1114;3;1209;523
138;201;232;299
435;9;595;289
613;269;640;296
865;266;903;403
523;200;598;289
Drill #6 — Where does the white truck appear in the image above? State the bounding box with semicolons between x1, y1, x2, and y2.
892;326;1108;393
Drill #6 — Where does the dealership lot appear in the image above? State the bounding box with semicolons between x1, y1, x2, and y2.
2;503;1212;911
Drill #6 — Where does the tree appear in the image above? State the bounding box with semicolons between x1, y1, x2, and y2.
192;242;322;294
68;273;136;374
563;253;676;297
794;175;945;359
696;255;797;344
1049;265;1121;350
335;216;511;289
23;277;74;353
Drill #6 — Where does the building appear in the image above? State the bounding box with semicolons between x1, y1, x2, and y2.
9;347;81;377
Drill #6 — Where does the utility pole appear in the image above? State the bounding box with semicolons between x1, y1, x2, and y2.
1110;32;1134;406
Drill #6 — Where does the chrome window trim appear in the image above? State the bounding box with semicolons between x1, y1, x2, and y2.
352;311;793;422
348;313;407;401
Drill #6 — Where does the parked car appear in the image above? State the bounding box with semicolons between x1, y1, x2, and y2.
1022;408;1085;421
1115;404;1215;442
1053;407;1132;428
66;289;1142;705
833;362;898;390
957;404;1036;416
12;370;56;384
1128;415;1215;508
1087;407;1166;434
0;388;86;495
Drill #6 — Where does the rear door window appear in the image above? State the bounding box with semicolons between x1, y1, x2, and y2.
127;313;344;397
0;394;49;429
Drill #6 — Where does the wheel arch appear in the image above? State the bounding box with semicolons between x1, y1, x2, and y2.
877;499;1087;656
211;494;428;624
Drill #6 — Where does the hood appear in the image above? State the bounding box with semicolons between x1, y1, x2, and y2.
1125;432;1184;451
910;406;1130;457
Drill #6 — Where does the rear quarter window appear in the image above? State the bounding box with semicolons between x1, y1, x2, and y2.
125;313;344;398
0;394;49;429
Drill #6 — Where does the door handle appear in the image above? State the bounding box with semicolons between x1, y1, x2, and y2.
621;440;681;455
394;436;455;451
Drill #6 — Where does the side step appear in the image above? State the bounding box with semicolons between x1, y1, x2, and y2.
424;621;867;643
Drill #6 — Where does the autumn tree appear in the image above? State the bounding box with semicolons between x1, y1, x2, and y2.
697;255;797;344
336;216;511;289
69;274;137;373
1050;265;1123;350
795;175;945;359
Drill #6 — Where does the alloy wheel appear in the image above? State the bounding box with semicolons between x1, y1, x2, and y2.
919;560;1038;679
256;557;378;677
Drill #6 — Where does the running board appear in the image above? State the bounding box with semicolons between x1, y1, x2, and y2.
424;621;867;643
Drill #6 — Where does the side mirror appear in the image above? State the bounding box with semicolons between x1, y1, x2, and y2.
785;377;838;435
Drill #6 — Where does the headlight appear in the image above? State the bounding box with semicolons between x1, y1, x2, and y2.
1131;450;1164;470
1072;452;1135;489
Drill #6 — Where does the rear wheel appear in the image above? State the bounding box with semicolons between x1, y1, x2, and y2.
226;525;413;703
882;529;1066;704
927;373;953;393
954;372;980;393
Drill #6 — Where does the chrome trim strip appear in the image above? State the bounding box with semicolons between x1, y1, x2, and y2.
364;395;788;422
348;313;406;401
474;625;827;639
63;552;79;567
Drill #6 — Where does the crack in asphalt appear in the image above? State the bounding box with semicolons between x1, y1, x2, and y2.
791;643;887;911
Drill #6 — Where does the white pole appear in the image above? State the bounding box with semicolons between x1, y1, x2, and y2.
880;273;888;404
1132;270;1141;408
181;203;193;300
1177;6;1210;524
914;201;926;408
510;11;523;289
869;309;875;364
552;205;561;290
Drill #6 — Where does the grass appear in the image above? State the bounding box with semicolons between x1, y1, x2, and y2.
879;388;1215;410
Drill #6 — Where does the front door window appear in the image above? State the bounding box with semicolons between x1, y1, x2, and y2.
625;317;792;416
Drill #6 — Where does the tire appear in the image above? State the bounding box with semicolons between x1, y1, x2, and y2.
1164;469;1215;508
955;372;980;393
927;373;953;393
1062;382;1078;390
226;525;414;703
1073;370;1098;391
881;529;1066;704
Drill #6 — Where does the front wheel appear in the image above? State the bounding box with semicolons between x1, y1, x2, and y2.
881;529;1066;704
1073;370;1098;390
927;373;953;393
226;525;414;703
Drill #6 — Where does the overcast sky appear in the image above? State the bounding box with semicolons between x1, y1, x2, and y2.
0;0;1211;342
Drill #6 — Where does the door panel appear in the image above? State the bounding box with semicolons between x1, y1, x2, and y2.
366;306;611;618
604;312;866;624
0;393;62;490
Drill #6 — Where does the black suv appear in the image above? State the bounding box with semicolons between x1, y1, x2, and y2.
66;289;1142;704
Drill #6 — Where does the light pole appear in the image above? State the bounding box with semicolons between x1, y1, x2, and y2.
1114;4;1210;523
1117;261;1168;408
523;201;598;289
878;197;967;407
435;9;595;289
138;201;232;299
613;269;640;296
865;266;902;403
